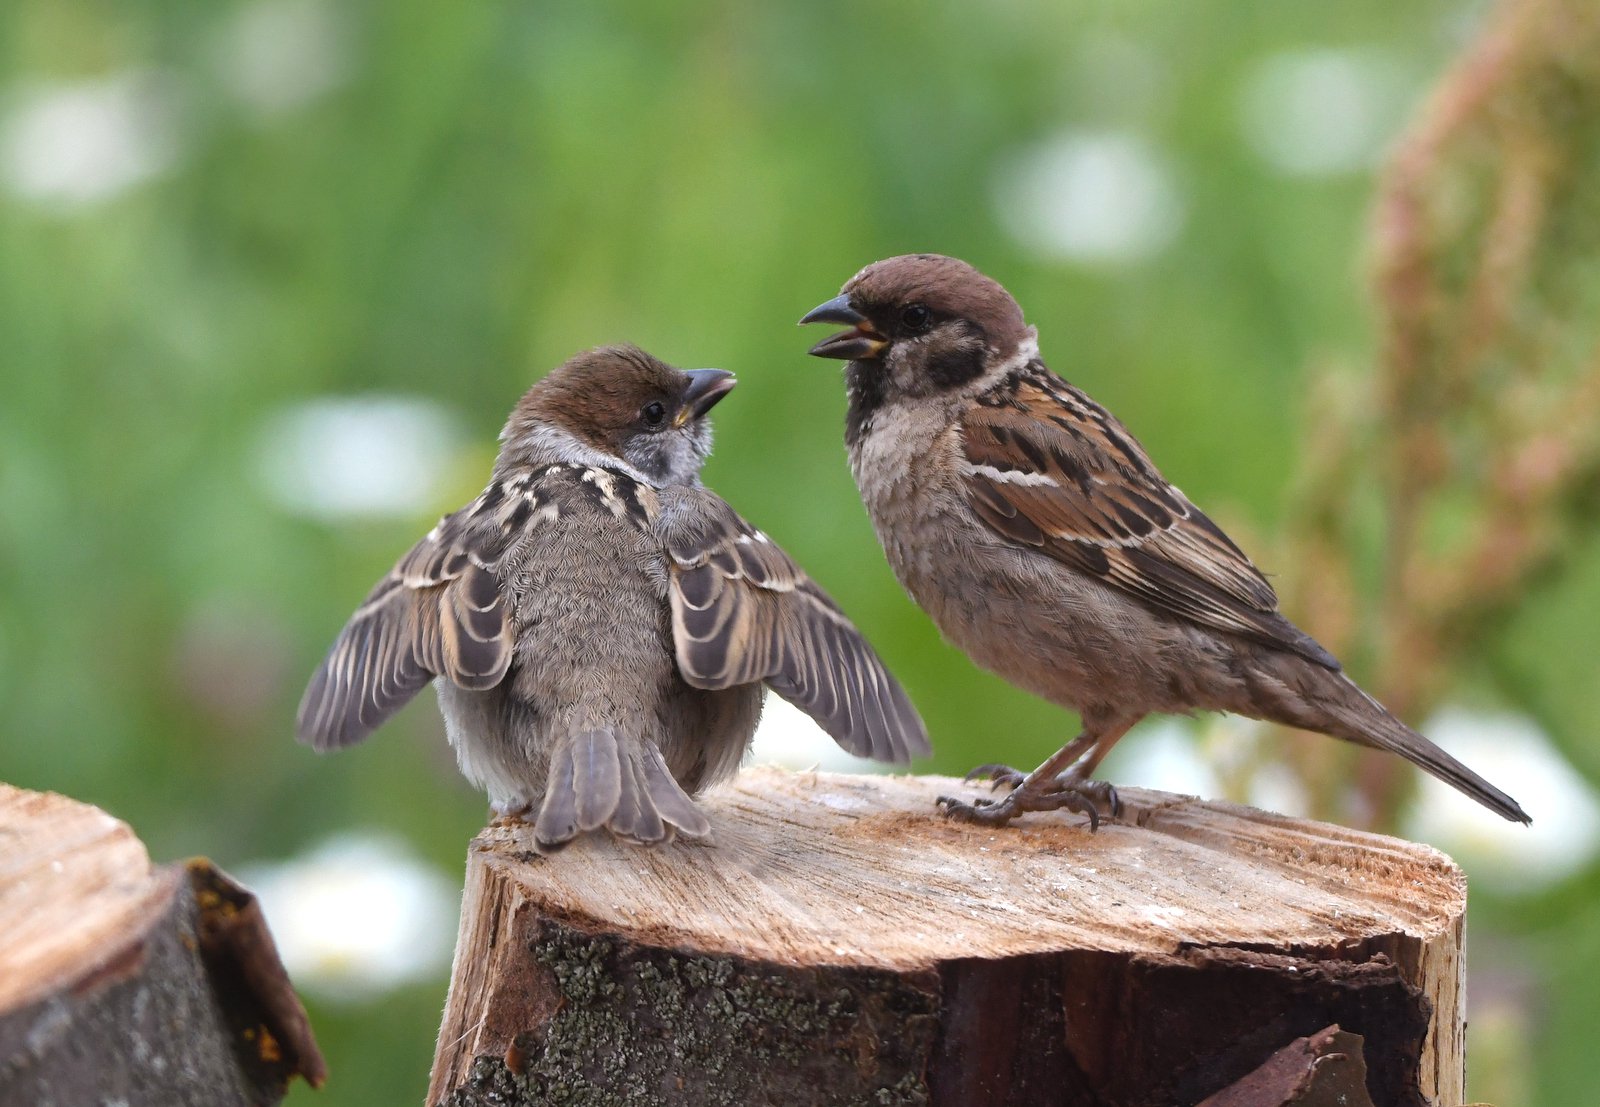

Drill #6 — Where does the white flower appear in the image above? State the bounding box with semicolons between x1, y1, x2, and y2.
1101;717;1223;799
213;0;351;119
237;833;458;1002
254;395;463;521
1237;49;1409;177
1404;707;1599;893
0;72;182;207
992;129;1184;265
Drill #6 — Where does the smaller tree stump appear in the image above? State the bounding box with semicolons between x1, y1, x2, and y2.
429;768;1468;1107
0;784;325;1107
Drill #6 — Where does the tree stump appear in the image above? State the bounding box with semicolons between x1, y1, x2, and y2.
428;768;1468;1107
0;784;325;1106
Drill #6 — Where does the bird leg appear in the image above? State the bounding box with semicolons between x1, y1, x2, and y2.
939;719;1138;830
961;730;1094;791
1051;733;1124;818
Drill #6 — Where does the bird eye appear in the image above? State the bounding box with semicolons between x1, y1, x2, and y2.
900;303;932;334
641;401;668;428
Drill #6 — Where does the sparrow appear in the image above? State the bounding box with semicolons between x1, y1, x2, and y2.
801;254;1528;828
296;345;929;851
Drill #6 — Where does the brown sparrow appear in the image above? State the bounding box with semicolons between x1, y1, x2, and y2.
297;345;929;850
801;254;1527;827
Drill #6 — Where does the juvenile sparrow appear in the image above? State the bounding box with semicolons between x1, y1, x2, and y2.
802;254;1528;827
297;345;929;850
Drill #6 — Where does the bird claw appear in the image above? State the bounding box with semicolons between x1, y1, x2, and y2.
936;794;1022;826
1076;778;1122;819
937;782;1107;831
939;770;1121;830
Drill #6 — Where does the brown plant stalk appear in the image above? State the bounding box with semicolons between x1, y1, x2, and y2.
1275;0;1600;829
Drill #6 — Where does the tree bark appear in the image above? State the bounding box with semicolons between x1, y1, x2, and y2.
428;768;1467;1107
0;784;325;1106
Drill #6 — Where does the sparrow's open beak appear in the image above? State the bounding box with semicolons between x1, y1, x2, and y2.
800;294;887;360
676;368;737;426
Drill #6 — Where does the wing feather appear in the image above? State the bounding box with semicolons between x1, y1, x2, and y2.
657;488;930;764
294;472;552;750
960;369;1338;669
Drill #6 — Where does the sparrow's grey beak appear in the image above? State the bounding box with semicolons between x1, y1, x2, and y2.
676;368;736;426
800;294;888;360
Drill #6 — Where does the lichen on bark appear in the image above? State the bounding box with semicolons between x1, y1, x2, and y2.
437;919;940;1107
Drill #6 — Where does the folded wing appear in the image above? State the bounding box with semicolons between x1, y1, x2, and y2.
959;371;1338;670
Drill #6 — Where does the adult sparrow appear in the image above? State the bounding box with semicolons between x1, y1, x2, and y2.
802;254;1527;827
297;345;929;850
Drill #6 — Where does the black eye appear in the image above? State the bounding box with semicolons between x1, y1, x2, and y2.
900;303;932;334
641;401;667;428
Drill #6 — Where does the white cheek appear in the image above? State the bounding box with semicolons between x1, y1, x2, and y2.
888;343;922;395
630;429;712;487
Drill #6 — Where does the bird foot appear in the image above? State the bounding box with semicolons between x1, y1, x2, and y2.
939;768;1121;830
1065;777;1122;820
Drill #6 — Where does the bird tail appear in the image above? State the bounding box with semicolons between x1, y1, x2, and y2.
534;728;712;851
1260;663;1530;824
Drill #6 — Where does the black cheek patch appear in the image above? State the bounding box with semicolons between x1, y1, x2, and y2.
922;343;986;390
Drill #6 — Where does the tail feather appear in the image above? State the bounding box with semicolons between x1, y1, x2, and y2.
571;729;623;832
638;742;713;838
1340;682;1529;824
534;729;711;851
1269;665;1530;824
534;741;581;848
610;754;666;844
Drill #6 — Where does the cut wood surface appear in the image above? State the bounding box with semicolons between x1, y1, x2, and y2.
431;767;1467;1107
0;783;324;1107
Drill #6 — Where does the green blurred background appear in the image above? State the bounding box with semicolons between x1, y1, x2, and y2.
3;1;1597;1104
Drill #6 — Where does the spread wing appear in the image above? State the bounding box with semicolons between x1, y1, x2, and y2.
657;487;930;764
295;471;550;750
959;369;1338;669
